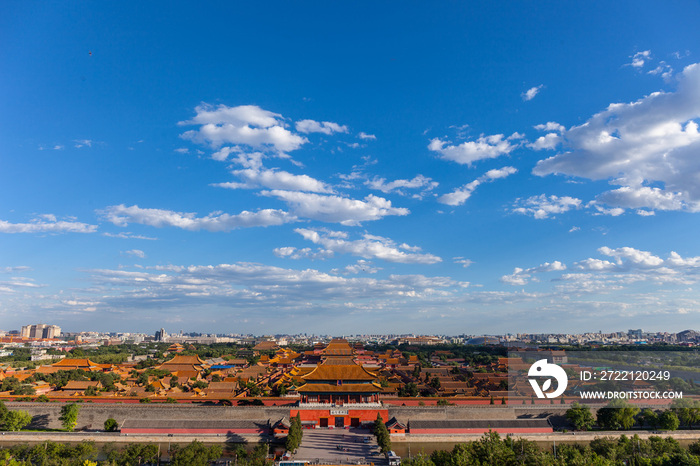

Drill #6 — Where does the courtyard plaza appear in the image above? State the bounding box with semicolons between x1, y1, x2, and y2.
292;427;386;465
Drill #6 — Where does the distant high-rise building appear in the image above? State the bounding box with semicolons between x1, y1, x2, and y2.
155;328;167;341
21;324;61;339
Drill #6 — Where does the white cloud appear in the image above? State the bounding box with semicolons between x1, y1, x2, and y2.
273;246;332;260
365;174;438;197
595;186;685;211
295;119;348;135
358;132;376;140
260;190;409;225
0;216;97;234
534;63;700;213
214;168;333;193
453;257;473;268
293;228;442;264
522;85;544;101
124;249;146;258
512;194;582;219
1;266;31;273
179;104;307;153
331;260;381;275
428;134;517;166
590;203;626;217
174;147;189;154
501;261;566;285
629;50;651;68
598;246;664;268
439;166;517;206
103;232;157;240
528;133;561;150
534;122;565;133
100;204;297;231
74;139;93;148
86;262;468;311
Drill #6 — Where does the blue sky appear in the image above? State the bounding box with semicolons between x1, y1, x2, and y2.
3;1;700;335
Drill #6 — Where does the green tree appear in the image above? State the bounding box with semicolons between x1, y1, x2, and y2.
84;385;98;396
658;410;681;431
596;399;640;430
671;398;700;428
170;440;222;466
59;403;80;431
0;400;7;427
286;412;303;452
399;382;418;397
638;408;658;429
374;413;391;454
192;380;208;389
104;418;119;431
3;410;32;431
566;402;595;431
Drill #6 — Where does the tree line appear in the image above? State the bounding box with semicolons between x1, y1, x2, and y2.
566;399;700;432
402;430;700;466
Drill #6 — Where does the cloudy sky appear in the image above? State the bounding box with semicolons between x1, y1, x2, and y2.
3;2;700;335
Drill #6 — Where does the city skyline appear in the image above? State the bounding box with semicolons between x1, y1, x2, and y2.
3;2;700;334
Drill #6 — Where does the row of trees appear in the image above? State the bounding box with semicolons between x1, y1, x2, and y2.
402;431;700;466
0;439;226;466
566;399;700;432
0;401;80;432
374;413;392;453
285;412;303;452
0;401;32;431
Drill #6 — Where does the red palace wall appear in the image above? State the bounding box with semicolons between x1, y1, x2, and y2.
409;428;553;434
290;408;388;427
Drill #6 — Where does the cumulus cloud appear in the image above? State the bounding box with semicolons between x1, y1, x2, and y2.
563;246;700;288
529;133;561;150
428;134;517;166
273;246;332;260
358;132;376;140
100;205;297;231
512;194;582;219
214;168;333;193
629;50;651;68
439;167;517;206
522;85;544;101
501;261;566;285
365;174;438;197
295;119;348;135
0;216;97;234
179;104;307;153
534;63;700;213
123;249;146;258
534;122;566;133
292;228;442;264
260;190;409;226
595;186;685;211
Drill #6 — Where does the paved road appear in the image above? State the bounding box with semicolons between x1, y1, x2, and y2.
294;428;385;465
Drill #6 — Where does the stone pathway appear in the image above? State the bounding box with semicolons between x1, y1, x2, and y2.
293;428;385;465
